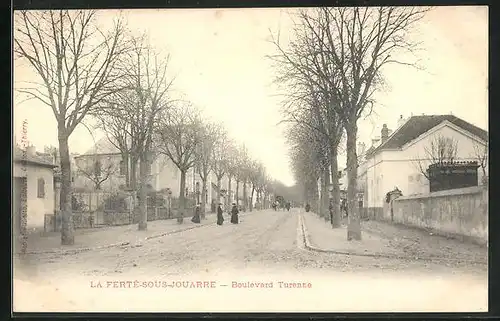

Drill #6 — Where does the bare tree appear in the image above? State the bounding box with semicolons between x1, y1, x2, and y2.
472;142;488;185
223;140;239;210
272;7;429;240
211;129;230;207
252;163;267;210
75;157;117;191
92;106;132;189
155;102;202;223
195;122;222;219
231;144;250;210
414;135;459;181
238;145;252;212
14;10;130;244
269;11;348;228
286;115;326;215
261;172;273;209
100;34;174;230
247;160;265;212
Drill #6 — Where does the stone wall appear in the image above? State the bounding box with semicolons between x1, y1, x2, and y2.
361;207;384;221
391;186;488;245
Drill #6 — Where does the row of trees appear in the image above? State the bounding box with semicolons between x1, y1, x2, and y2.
269;7;429;240
14;10;276;245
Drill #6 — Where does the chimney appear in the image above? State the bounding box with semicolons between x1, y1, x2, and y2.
357;142;366;156
397;115;406;128
381;124;389;143
26;145;36;157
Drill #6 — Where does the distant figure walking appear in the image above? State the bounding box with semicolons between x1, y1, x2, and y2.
217;203;224;226
88;214;95;228
191;203;201;223
305;203;310;212
285;202;291;212
272;202;277;211
230;203;239;224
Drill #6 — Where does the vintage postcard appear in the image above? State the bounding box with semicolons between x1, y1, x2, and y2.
12;6;488;313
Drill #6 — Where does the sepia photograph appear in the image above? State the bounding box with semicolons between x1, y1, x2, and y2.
12;6;488;313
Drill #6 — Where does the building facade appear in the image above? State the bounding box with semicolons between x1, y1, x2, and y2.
358;114;488;219
13;146;57;235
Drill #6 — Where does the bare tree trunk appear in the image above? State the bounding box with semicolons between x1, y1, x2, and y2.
216;176;222;206
250;185;255;211
123;152;130;188
330;152;341;228
130;155;139;222
346;125;361;240
243;181;248;212
138;156;148;230
317;176;323;216
235;179;240;208
58;133;74;245
201;179;207;219
178;169;186;223
321;168;330;221
130;155;138;191
312;178;320;213
227;175;232;212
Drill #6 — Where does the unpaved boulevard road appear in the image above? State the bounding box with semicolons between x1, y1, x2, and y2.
13;210;487;312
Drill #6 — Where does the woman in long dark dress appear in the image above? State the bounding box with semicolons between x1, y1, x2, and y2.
191;203;201;223
217;203;224;225
230;203;239;224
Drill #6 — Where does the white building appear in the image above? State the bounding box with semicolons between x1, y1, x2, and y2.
358;114;488;218
73;137;252;213
13;146;57;237
73;138;196;208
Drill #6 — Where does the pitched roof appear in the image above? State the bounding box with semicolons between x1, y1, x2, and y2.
81;136;121;156
367;115;488;157
13;147;57;168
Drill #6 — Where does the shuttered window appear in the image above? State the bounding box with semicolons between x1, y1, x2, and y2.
37;178;45;198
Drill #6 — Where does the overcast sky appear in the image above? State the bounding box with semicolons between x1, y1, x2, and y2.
13;6;488;187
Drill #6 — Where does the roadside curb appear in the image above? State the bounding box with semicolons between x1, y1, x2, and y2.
298;212;487;264
143;221;215;241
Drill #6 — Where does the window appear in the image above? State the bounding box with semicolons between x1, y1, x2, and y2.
37;178;45;198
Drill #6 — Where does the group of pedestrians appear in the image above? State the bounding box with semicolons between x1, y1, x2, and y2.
272;200;291;212
216;202;239;225
192;202;240;226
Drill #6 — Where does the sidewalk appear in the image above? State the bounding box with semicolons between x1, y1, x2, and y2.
23;213;217;255
300;211;403;257
300;211;487;264
22;209;263;255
